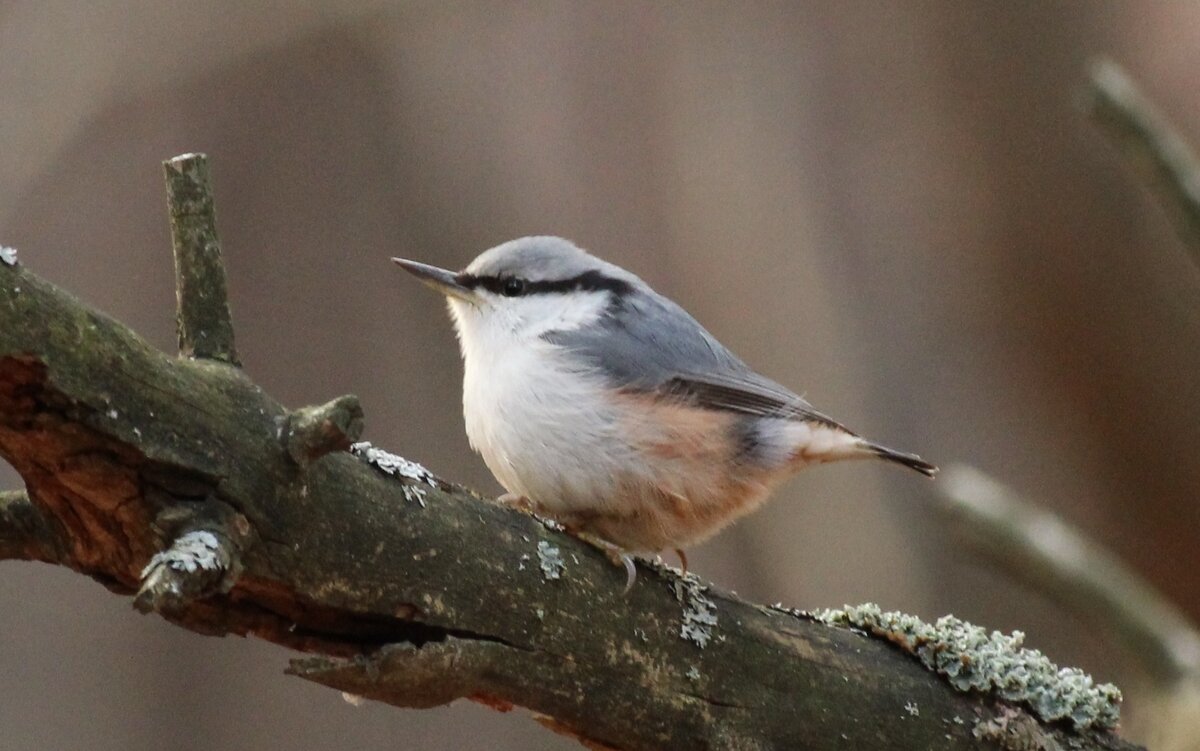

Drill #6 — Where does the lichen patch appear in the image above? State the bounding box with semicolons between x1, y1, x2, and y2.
537;540;565;580
142;530;223;576
351;442;439;489
401;485;427;507
672;574;718;649
813;604;1122;730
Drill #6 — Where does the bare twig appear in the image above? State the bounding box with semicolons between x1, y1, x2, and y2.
163;153;239;364
935;464;1200;686
1086;59;1200;256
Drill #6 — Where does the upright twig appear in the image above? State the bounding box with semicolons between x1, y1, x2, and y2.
935;465;1200;687
1086;59;1200;258
163;153;239;364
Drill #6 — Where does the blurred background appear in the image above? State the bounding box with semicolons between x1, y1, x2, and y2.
2;2;1199;749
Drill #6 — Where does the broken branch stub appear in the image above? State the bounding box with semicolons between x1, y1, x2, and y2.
134;499;253;615
163;153;239;364
285;395;365;465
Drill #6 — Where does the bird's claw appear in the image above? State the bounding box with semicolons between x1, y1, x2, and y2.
571;529;637;594
612;550;637;594
674;548;689;576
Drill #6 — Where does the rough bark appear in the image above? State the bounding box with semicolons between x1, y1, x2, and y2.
163;153;239;364
0;159;1143;750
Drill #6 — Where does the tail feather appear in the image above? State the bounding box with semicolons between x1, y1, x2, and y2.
863;441;938;477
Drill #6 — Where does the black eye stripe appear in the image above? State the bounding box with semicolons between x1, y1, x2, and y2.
456;270;633;297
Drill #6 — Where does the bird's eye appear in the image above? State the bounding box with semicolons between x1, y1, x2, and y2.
502;277;526;297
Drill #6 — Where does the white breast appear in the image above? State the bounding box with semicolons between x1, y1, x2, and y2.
450;295;641;515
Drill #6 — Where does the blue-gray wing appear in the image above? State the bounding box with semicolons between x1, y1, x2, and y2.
544;289;848;430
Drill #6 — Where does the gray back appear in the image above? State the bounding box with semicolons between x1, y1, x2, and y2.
541;259;839;426
477;236;839;426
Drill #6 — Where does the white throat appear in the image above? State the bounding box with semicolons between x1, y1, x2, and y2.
447;290;617;499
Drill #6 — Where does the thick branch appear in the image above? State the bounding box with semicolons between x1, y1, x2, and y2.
1086;59;1200;256
935;465;1200;687
164;153;239;364
0;243;1141;748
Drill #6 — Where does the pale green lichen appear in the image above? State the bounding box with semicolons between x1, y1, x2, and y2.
672;574;718;648
142;530;223;576
813;604;1122;731
351;442;439;487
401;485;427;507
536;540;565;580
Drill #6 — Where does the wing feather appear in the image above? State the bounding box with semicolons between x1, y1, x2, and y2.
544;287;848;431
658;373;849;431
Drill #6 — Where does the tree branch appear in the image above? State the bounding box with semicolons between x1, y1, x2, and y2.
1086;59;1200;257
164;153;239;364
0;489;65;564
134;497;254;614
935;465;1200;688
0;157;1142;750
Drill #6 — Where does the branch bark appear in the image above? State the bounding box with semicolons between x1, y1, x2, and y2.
163;153;239;364
0;159;1142;750
0;489;64;564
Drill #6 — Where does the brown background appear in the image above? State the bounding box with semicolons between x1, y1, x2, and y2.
2;2;1198;749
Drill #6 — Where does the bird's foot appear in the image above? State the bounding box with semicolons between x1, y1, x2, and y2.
570;529;637;594
496;492;536;514
674;548;689;576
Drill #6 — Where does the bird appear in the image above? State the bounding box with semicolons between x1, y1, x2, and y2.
393;236;935;588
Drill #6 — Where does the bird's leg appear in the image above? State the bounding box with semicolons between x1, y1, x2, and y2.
568;528;637;594
496;492;536;514
674;548;689;576
501;497;635;590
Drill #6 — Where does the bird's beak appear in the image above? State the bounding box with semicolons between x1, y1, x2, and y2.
391;258;476;304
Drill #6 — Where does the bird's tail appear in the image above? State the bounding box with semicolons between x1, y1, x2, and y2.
862;441;938;477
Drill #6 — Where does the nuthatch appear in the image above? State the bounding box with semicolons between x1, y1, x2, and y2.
394;236;935;586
